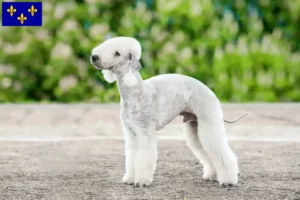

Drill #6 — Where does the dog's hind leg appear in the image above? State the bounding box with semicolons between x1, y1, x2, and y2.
184;120;216;181
197;102;239;185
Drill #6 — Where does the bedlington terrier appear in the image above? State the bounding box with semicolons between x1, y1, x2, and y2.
91;36;246;187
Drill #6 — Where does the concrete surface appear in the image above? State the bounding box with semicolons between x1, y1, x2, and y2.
0;104;299;200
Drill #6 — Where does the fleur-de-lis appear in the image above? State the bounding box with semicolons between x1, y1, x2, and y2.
17;13;27;24
28;5;38;16
7;5;16;16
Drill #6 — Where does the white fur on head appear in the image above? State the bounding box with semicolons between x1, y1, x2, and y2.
92;37;142;83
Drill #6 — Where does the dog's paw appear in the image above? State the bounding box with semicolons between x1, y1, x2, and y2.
203;173;217;181
217;174;238;186
202;165;216;181
122;174;134;185
134;177;152;187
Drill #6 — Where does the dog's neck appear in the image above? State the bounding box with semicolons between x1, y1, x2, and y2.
116;69;144;102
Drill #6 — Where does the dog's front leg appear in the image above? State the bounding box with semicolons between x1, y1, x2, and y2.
122;127;137;185
134;133;157;187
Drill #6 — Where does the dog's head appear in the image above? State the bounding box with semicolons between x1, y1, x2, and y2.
91;36;142;83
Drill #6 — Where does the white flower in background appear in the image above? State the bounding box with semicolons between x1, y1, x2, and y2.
197;44;207;57
87;79;97;87
259;0;270;7
276;71;286;83
139;31;147;38
135;1;152;23
252;20;263;32
88;79;104;91
0;64;14;74
249;9;259;19
45;65;53;76
235;0;245;9
257;70;272;86
77;59;88;76
62;19;80;31
207;28;218;39
79;36;90;49
223;12;234;25
272;28;282;39
244;70;253;81
190;0;202;16
54;4;66;19
59;75;78;91
142;52;153;66
13;82;22;92
286;1;300;20
51;42;73;59
250;41;259;52
150;25;160;38
2;77;12;88
104;33;114;40
291;53;300;63
270;46;280;55
136;1;147;14
150;26;167;42
162;42;176;54
179;47;193;60
237;37;248;55
3;42;28;55
143;12;152;24
230;22;239;35
174;31;186;43
219;73;228;82
158;32;167;42
85;0;97;3
36;29;49;40
89;24;109;38
225;43;235;53
42;14;49;25
265;71;273;86
214;47;224;59
121;17;132;28
157;0;179;12
288;72;295;84
22;33;32;43
261;35;271;52
101;0;110;4
43;2;52;12
88;5;99;16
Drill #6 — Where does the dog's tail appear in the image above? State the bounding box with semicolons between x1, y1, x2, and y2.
224;113;248;123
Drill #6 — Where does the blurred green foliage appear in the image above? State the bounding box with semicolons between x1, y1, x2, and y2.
0;0;300;103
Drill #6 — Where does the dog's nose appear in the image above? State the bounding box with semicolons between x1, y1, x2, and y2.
91;55;99;62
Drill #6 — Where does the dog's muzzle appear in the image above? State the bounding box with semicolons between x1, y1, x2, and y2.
90;55;103;69
91;55;99;62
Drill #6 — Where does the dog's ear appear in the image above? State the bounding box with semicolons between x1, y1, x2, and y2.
129;53;142;70
102;70;117;83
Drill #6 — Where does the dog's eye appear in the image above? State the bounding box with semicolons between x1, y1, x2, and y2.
114;51;120;57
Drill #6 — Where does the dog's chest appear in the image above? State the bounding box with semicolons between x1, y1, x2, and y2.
121;102;152;132
121;107;149;123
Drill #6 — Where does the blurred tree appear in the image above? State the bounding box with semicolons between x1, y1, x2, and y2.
0;0;299;102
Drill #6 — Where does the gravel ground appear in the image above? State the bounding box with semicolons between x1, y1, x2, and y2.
0;104;299;200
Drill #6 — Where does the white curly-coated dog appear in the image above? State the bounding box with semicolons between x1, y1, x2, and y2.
91;36;246;187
